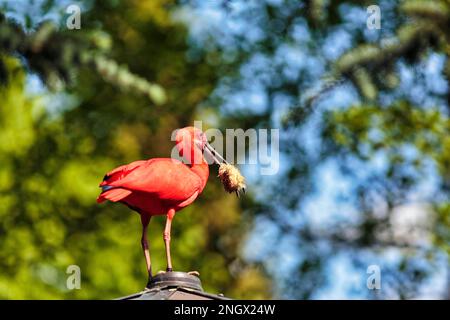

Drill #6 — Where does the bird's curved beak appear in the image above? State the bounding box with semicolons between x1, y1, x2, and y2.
203;142;229;165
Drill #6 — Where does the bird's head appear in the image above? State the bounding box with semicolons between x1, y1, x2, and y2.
175;126;246;196
176;126;207;149
176;126;212;165
175;126;227;165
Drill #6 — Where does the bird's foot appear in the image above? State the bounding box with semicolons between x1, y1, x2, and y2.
155;270;199;276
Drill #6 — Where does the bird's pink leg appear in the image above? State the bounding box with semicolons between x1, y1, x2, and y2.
140;214;152;279
163;209;176;272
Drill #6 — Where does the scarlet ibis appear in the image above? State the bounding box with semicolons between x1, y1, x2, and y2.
97;126;245;279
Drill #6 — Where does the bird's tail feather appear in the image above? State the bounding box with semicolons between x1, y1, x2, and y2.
97;188;132;203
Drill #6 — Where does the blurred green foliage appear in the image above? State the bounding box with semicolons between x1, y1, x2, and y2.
189;0;450;298
320;0;450;258
304;0;450;297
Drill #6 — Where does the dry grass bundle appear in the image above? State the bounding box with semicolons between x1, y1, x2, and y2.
218;163;246;197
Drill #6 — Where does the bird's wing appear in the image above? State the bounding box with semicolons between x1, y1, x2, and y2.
101;158;202;202
100;160;147;186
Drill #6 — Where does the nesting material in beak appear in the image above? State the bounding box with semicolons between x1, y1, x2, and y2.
218;163;246;197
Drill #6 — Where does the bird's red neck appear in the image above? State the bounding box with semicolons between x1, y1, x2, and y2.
185;147;209;190
190;159;209;191
180;143;210;191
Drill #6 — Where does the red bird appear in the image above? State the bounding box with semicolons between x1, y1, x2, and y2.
97;126;227;279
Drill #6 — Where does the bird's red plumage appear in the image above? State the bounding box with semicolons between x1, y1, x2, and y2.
97;126;226;274
97;153;209;215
